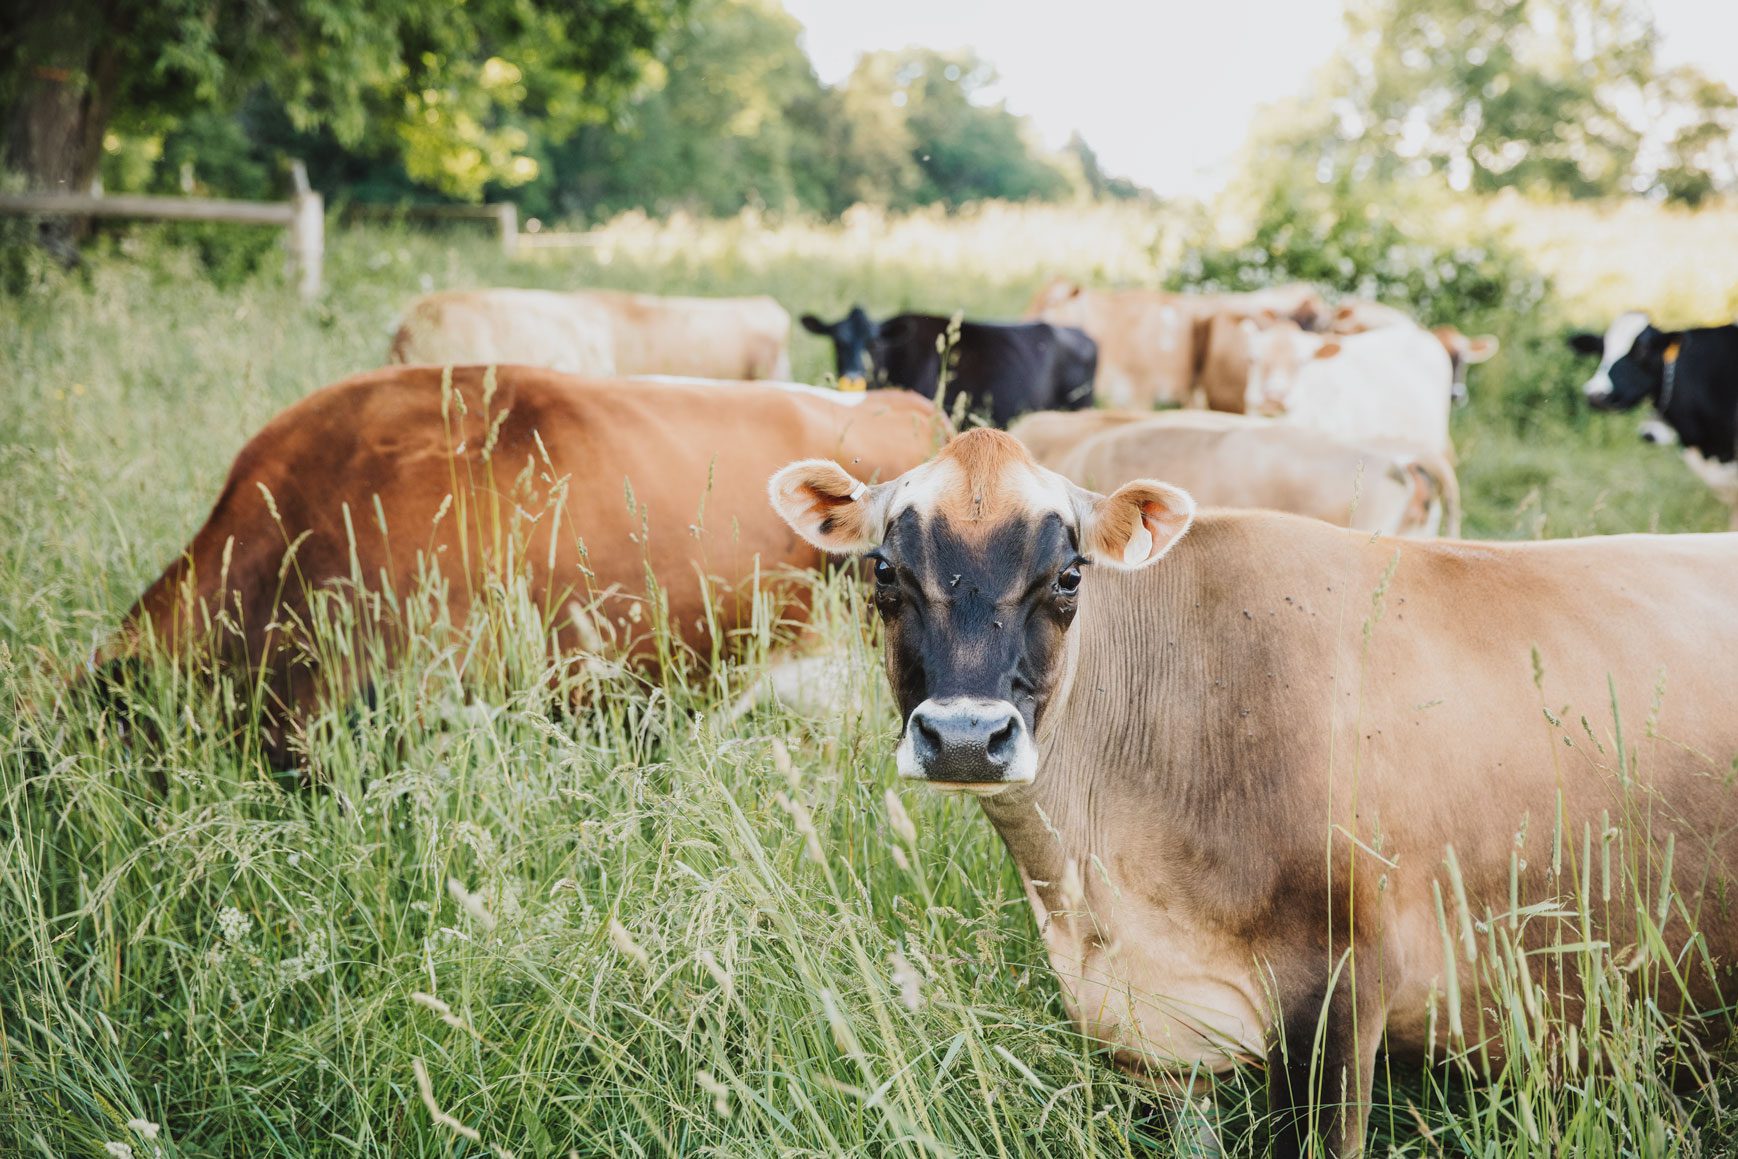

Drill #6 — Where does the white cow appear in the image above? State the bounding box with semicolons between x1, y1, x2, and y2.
1242;320;1455;454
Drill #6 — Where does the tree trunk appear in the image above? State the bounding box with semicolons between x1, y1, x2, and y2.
4;28;122;256
5;33;121;193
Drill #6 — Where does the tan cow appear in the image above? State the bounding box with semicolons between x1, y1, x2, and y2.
389;289;793;380
1025;279;1328;410
1004;408;1149;468
102;367;941;763
770;427;1738;1156
1031;410;1459;537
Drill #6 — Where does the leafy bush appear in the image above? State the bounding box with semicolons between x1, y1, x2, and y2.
1166;177;1550;330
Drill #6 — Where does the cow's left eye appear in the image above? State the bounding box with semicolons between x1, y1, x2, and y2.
873;558;897;586
1056;564;1082;593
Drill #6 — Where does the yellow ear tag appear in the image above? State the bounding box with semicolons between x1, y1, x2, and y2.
1664;341;1682;365
837;375;868;393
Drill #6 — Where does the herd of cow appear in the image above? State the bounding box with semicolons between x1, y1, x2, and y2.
98;275;1738;1156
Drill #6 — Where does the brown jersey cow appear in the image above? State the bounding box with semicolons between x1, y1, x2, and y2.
771;427;1738;1156
104;367;942;761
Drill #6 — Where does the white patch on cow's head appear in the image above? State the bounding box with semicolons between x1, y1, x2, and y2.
1583;311;1650;401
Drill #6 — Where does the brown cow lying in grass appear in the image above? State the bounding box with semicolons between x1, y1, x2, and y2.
99;367;942;764
770;426;1738;1156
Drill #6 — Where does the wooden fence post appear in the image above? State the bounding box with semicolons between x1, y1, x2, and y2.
286;160;323;300
288;190;323;300
497;202;519;256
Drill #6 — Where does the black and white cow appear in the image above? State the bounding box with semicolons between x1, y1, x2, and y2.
801;307;1097;428
1570;312;1738;520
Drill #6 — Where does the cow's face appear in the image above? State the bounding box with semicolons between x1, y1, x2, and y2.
800;307;879;391
769;429;1193;794
1573;312;1670;411
1242;320;1336;417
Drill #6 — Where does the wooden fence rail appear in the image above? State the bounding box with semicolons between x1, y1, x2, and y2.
342;201;518;255
0;178;533;297
0;188;326;299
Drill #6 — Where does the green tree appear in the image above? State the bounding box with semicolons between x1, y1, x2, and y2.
1264;0;1737;204
872;49;1070;208
0;0;682;200
1651;66;1738;207
552;0;830;219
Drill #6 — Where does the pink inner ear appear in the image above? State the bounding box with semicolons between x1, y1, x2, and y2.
1313;342;1342;360
1143;499;1187;541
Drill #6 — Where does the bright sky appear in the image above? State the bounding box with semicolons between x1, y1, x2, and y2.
782;0;1738;199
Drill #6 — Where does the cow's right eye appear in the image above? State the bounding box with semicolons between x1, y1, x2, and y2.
873;558;897;586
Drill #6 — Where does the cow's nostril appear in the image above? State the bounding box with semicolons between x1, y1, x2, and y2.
986;717;1018;767
912;714;944;761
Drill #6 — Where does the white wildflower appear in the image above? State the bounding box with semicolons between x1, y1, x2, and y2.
126;1119;160;1139
217;906;252;945
104;1145;133;1159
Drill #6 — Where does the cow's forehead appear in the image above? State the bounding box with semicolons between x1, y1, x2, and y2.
883;431;1077;531
1603;312;1650;362
883;506;1076;589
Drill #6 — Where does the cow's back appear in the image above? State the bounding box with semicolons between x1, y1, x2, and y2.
390;290;616;374
1053;414;1435;536
1010;408;1150;468
587;291;792;379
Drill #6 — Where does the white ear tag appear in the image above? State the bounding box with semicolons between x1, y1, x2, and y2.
1123;522;1154;565
849;482;868;502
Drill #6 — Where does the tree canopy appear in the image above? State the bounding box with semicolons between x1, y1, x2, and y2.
1;0;683;199
1253;0;1738;204
2;0;1148;219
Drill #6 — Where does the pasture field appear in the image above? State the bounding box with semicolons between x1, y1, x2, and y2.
2;206;1736;1156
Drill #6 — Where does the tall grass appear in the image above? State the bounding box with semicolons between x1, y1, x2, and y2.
2;204;1736;1154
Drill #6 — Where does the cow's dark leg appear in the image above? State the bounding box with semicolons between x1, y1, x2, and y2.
1266;960;1384;1158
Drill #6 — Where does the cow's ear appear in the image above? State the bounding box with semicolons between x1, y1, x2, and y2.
800;314;833;336
1463;334;1499;364
1312;341;1343;360
1075;480;1195;570
1567;332;1604;357
769;460;889;553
